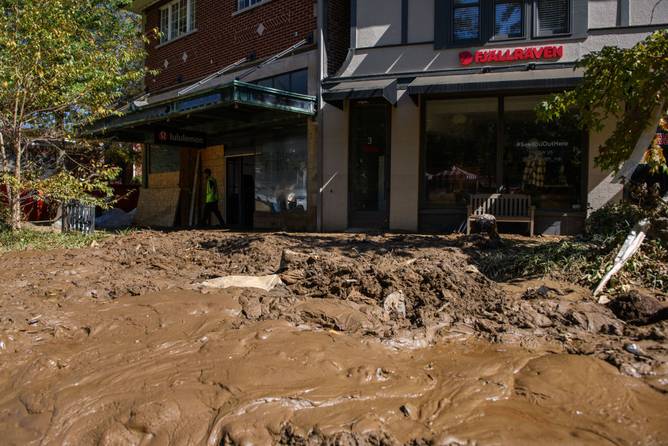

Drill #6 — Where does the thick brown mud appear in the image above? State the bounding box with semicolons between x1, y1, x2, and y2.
1;230;667;445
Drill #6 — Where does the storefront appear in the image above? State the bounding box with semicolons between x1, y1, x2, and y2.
320;0;666;235
91;75;318;230
322;67;590;234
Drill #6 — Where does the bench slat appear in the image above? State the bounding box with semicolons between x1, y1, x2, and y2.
469;193;531;218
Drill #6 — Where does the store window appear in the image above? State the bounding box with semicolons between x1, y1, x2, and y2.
238;0;267;12
159;0;196;44
494;0;524;39
254;69;308;95
503;95;583;210
453;0;481;42
148;146;180;173
439;0;577;47
422;95;585;211
254;132;308;213
424;98;498;207
534;0;570;36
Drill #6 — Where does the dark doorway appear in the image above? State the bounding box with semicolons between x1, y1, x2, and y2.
349;103;391;229
226;155;255;228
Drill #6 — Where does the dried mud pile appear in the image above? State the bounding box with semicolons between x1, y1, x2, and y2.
1;230;667;445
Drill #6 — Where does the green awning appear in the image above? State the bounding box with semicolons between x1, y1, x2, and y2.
89;80;316;137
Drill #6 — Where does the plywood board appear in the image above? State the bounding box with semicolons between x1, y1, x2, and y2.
133;187;181;227
179;148;199;226
148;171;180;189
200;145;226;220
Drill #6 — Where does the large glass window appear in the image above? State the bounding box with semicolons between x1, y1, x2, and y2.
254;69;308;95
535;0;570;36
422;95;585;211
159;0;196;44
254;132;308;213
424;98;498;207
494;0;524;39
503;96;583;210
453;0;481;42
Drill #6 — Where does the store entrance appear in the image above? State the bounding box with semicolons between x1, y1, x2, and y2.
226;155;255;228
348;103;391;229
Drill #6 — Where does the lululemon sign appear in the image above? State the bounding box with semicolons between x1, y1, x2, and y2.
459;45;564;66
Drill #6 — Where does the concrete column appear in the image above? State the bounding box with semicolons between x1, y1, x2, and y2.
587;115;623;214
389;90;420;231
307;119;319;230
321;102;349;231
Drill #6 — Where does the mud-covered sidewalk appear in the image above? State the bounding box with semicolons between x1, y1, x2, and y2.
0;230;667;445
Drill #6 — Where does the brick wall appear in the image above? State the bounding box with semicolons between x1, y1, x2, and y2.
325;0;350;76
144;0;317;93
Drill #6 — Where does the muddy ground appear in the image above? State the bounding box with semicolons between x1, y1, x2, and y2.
0;230;667;445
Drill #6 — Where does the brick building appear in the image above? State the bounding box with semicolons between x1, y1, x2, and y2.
92;0;350;230
90;1;668;235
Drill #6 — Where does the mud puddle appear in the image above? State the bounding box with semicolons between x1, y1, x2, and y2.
1;230;668;444
1;288;667;445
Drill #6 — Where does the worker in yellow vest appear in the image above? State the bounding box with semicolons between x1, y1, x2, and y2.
202;168;225;227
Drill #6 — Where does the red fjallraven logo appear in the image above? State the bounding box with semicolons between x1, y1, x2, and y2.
459;51;474;66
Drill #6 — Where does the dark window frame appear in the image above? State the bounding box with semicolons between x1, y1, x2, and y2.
452;0;483;44
418;91;588;213
237;0;266;12
492;0;527;41
158;0;197;44
533;0;571;38
435;0;581;49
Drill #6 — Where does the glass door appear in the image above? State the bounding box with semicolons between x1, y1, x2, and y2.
226;155;255;228
349;103;391;229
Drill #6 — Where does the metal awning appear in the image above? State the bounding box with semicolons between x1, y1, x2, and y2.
88;80;316;140
130;0;160;13
322;79;397;108
408;68;584;97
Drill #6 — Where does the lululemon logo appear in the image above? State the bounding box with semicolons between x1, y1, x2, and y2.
159;131;168;141
459;51;474;66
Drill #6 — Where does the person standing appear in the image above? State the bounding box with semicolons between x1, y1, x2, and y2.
202;168;225;227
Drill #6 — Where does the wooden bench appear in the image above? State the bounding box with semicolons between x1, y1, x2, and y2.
467;193;535;236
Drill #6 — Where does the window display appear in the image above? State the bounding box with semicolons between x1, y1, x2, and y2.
424;98;497;207
504;95;583;210
422;95;585;211
254;132;308;213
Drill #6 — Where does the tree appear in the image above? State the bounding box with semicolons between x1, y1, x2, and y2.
537;30;668;175
0;0;149;230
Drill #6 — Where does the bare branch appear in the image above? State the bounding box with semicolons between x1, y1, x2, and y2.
651;0;667;23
